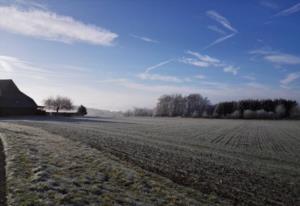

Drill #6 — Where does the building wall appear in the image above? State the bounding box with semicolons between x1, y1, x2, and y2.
0;108;37;116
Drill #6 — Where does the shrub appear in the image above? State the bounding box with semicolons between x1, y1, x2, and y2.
256;109;268;119
275;104;286;119
77;105;87;116
243;110;256;119
230;110;240;119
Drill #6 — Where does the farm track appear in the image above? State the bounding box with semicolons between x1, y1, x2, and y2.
13;118;300;206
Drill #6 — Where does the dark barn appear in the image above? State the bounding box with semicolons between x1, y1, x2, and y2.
0;80;38;116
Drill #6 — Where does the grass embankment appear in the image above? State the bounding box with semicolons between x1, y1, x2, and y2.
0;136;7;206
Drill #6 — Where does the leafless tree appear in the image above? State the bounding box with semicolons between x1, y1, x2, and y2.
184;94;210;117
155;93;210;117
44;96;74;113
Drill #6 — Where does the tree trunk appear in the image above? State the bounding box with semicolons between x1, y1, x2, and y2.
56;107;59;113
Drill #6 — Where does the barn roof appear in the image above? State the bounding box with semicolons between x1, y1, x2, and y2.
0;79;37;108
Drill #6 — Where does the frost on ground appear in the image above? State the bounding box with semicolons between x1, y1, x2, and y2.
11;117;300;206
0;122;221;206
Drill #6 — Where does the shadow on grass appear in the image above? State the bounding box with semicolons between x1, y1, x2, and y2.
0;116;136;125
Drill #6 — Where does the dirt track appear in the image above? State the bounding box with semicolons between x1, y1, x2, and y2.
0;138;6;206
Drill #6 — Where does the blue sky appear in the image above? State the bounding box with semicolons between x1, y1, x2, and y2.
0;0;300;110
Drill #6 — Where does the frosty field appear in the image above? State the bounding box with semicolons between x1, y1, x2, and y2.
0;117;299;206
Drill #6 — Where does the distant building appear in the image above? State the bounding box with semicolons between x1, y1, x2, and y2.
0;79;38;115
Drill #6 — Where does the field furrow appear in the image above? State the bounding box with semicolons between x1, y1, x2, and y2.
9;117;299;206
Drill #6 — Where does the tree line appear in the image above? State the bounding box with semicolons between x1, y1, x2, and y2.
125;93;300;119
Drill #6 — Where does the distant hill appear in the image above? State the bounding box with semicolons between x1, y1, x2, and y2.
86;108;123;118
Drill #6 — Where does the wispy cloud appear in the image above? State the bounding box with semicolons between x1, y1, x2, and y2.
144;59;174;73
0;55;89;79
137;59;188;83
264;54;300;65
203;33;236;50
3;55;299;110
186;50;220;64
180;50;221;68
245;82;269;90
223;66;239;75
260;1;279;10
206;10;237;33
181;51;239;75
243;75;256;81
250;48;300;65
130;34;159;43
138;73;183;83
14;0;48;10
194;75;206;80
280;72;300;85
275;3;300;16
207;25;226;35
0;6;118;46
249;48;277;55
205;10;238;49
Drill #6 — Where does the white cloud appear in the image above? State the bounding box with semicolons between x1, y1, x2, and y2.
138;59;189;83
204;33;236;50
130;34;159;43
0;55;50;74
205;10;237;49
3;55;298;111
280;72;300;85
0;6;118;46
264;54;300;65
181;51;221;68
194;75;206;80
186;50;220;64
250;48;300;65
145;59;173;73
181;51;239;75
243;75;256;81
207;25;226;35
276;3;300;16
14;0;48;10
206;10;237;33
249;48;277;55
245;82;268;90
260;1;279;10
137;73;183;83
223;66;239;75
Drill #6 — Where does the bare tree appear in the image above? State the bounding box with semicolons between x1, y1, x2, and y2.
169;94;185;117
184;94;210;117
155;95;173;117
155;93;210;117
44;96;74;113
